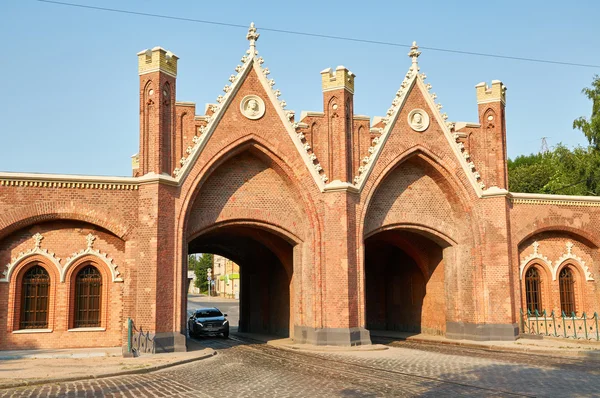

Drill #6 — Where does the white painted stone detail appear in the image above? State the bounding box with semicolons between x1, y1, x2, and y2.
62;233;123;283
519;241;594;281
554;241;594;281
240;95;266;120
408;109;430;132
519;241;552;280
1;233;62;283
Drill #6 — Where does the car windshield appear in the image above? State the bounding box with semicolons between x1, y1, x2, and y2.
195;309;222;318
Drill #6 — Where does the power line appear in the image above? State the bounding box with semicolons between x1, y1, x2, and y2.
36;0;600;69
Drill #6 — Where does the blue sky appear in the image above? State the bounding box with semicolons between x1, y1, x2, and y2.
1;0;599;176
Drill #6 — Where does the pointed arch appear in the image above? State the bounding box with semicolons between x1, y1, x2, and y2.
361;145;475;243
178;134;320;243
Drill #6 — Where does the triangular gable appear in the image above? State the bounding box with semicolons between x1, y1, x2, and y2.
173;24;328;191
353;43;486;197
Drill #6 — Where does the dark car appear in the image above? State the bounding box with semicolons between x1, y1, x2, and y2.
188;307;229;338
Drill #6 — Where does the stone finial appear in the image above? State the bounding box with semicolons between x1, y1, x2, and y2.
33;233;43;249
86;233;96;250
247;22;260;48
408;41;421;65
566;241;573;255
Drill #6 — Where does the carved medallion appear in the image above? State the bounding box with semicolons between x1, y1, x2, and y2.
240;95;265;120
408;109;429;132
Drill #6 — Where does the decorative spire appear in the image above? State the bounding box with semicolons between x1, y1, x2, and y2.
408;41;421;65
246;22;260;49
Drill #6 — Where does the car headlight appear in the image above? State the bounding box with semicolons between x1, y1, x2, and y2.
223;319;229;325
195;321;204;327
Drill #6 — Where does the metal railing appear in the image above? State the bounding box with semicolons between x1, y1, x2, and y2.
520;309;600;341
127;318;156;355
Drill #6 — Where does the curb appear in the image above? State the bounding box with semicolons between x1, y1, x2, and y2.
273;342;389;352
0;349;217;391
390;335;600;360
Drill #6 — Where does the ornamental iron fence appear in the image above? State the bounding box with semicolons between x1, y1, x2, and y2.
520;309;600;341
127;318;156;356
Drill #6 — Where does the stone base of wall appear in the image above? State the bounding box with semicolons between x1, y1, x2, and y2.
154;331;188;353
294;326;371;346
446;321;518;341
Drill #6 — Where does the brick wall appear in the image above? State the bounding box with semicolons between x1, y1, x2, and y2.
3;44;600;350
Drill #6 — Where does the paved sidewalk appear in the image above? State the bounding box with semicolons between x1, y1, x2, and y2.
0;339;215;390
235;329;600;358
370;330;600;359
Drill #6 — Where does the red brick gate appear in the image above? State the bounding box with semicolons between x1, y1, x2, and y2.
2;25;600;352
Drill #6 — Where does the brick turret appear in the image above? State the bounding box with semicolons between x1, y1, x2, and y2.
475;80;508;189
137;47;178;176
320;66;355;183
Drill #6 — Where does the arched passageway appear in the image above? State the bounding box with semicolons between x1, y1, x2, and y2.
188;225;293;337
365;229;448;336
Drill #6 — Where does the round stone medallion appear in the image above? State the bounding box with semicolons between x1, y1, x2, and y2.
407;109;430;132
240;95;266;120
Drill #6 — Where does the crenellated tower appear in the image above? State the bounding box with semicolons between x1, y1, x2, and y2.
137;47;178;176
474;80;508;189
319;66;356;183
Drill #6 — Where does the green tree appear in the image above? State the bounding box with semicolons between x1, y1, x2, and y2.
508;75;600;195
508;144;600;195
573;75;600;150
189;253;213;293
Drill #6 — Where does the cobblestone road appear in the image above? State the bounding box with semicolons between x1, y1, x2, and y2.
3;336;600;397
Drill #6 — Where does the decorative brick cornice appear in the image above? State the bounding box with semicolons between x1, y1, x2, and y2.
0;171;179;190
0;179;138;190
510;193;600;207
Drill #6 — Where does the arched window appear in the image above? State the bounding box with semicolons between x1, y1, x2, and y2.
525;267;542;313
74;265;102;328
20;265;50;329
559;266;576;315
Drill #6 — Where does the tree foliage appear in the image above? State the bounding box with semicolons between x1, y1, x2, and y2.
189;253;213;293
508;145;600;195
508;76;600;196
573;75;600;150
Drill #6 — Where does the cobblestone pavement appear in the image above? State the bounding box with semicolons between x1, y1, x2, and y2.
3;336;600;397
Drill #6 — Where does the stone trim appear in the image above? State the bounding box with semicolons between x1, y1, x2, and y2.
510;192;600;207
0;179;138;190
554;241;594;281
299;111;325;120
67;327;106;332
61;234;123;283
519;241;552;280
519;241;594;281
12;329;53;334
173;24;330;189
1;233;62;283
294;326;371;346
1;233;123;283
446;321;518;341
352;44;485;195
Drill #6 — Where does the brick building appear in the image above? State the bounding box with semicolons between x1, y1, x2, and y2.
1;24;599;352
